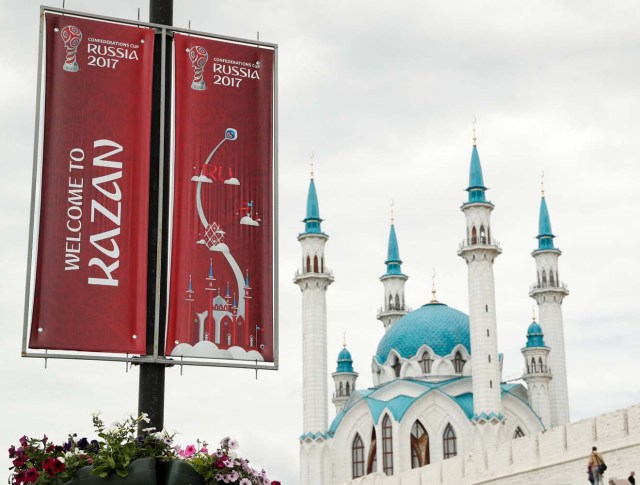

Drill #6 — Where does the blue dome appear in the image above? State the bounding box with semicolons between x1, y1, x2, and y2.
376;302;471;362
336;347;354;373
525;321;546;348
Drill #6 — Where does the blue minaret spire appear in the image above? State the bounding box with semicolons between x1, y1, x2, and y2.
536;182;556;249
465;127;488;203
302;179;323;234
384;215;404;277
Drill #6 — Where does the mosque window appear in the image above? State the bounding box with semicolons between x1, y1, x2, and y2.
410;421;430;469
488;226;491;243
480;225;486;244
453;352;465;373
531;357;536;372
346;382;351;396
388;294;393;310
514;427;525;439
321;257;324;273
313;255;319;272
538;357;544;371
471;226;478;245
542;270;547;286
419;352;433;373
395;294;400;309
382;415;394;475
306;256;311;273
339;381;344;397
367;429;377;474
392;358;402;378
487;329;490;337
443;424;457;459
488;354;491;363
352;434;365;478
550;271;556;286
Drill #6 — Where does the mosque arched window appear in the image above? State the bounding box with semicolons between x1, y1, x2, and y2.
443;424;457;459
453;352;465;373
541;270;547;286
392;358;402;378
313;255;319;273
339;381;344;397
346;382;351;396
382;415;393;475
419;352;432;373
395;294;400;309
471;226;478;245
366;428;377;474
388;294;393;310
321;257;324;273
352;434;365;478
487;226;491;243
306;256;311;273
538;357;544;371
514;427;525;439
480;225;486;244
550;271;556;286
410;420;430;469
531;357;536;372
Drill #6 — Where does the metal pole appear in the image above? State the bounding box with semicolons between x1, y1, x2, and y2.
138;0;173;433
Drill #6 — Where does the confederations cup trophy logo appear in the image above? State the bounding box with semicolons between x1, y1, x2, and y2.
60;25;82;72
188;46;208;91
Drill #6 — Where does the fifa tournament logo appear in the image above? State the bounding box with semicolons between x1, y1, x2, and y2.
60;25;82;72
188;46;208;90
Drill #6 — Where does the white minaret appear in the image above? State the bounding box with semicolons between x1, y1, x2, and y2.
529;186;570;427
377;209;408;331
457;132;504;447
331;344;358;414
521;314;552;428
294;168;334;485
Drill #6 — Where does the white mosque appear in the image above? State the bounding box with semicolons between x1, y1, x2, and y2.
294;136;571;484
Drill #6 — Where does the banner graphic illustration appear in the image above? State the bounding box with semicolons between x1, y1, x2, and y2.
29;13;155;353
168;34;275;362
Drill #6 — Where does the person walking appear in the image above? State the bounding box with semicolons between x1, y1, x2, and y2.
587;446;606;485
629;470;636;484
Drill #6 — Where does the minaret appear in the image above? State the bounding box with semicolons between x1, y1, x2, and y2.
205;258;216;342
457;128;504;445
294;165;334;437
521;313;552;428
377;207;408;331
331;344;358;414
529;184;570;427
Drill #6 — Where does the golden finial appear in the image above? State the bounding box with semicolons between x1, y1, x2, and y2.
310;151;315;180
390;200;395;225
540;170;545;197
472;115;477;146
430;269;439;303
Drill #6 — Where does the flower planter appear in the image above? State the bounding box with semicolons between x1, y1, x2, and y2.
158;461;204;485
71;458;156;485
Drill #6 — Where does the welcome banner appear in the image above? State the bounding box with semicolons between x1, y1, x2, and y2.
29;12;155;353
167;34;275;362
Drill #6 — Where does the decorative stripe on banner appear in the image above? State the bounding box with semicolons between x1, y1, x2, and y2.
29;13;155;353
167;34;275;362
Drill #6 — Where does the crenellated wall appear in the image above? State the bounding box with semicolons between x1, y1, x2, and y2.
346;404;640;485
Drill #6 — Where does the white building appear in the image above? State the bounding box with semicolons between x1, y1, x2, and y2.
296;137;571;484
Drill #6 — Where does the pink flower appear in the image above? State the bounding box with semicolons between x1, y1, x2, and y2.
240;479;252;485
19;436;28;447
199;446;208;454
179;444;196;458
24;468;39;484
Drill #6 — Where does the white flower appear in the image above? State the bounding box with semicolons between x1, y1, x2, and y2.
142;427;156;433
65;452;74;460
229;439;239;450
140;413;151;423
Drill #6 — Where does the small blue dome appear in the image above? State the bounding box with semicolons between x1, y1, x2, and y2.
525;321;546;348
376;302;471;362
336;347;354;373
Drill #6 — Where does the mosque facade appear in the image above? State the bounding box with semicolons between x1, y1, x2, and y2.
294;138;570;485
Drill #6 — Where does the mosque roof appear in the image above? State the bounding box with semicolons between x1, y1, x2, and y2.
383;224;405;277
536;196;556;250
328;379;540;436
302;178;324;235
376;302;471;362
465;145;488;203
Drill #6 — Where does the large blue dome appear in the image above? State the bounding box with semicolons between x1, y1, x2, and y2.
376;302;471;362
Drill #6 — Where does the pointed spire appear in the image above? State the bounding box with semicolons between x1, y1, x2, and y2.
245;269;250;287
187;274;193;292
225;281;230;298
536;181;556;250
465;120;488;203
384;220;404;276
208;258;214;279
430;270;439;303
302;158;323;234
233;292;237;308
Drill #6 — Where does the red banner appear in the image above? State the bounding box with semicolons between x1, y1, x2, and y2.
167;34;275;362
29;13;155;353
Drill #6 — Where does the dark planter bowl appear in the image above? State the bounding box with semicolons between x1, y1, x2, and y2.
72;457;157;485
159;460;204;485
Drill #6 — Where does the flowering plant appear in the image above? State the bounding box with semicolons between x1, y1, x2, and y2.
8;415;280;485
182;437;280;485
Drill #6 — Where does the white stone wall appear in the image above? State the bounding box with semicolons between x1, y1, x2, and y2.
344;404;640;485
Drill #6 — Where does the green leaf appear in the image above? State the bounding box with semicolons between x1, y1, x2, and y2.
115;469;129;478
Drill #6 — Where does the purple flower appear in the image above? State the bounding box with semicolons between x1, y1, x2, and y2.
42;435;48;444
90;440;100;453
8;445;16;458
18;436;28;447
77;438;89;450
24;468;39;484
62;441;72;452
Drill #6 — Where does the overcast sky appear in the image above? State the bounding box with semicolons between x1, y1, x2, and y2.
2;1;640;483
